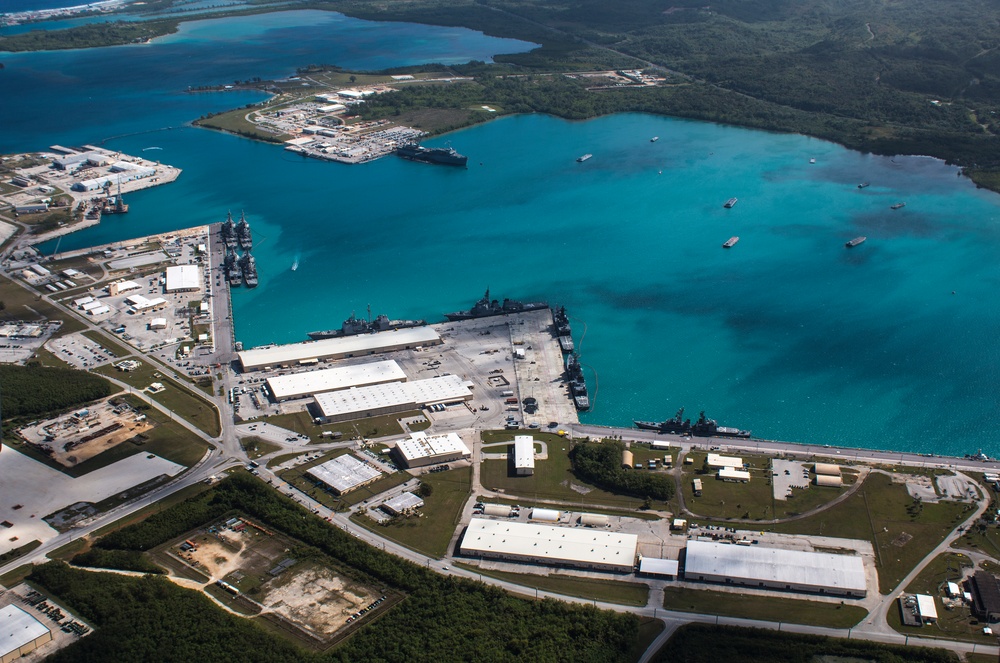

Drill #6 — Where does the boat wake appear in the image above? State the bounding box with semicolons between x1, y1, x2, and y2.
291;256;299;271
142;146;163;151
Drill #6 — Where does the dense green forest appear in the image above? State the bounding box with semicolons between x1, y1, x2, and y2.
0;20;179;51
0;364;114;419
49;474;640;661
657;624;958;663
570;440;674;501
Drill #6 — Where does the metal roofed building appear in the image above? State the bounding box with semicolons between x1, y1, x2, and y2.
717;467;751;482
814;474;844;487
314;375;472;425
514;435;535;475
460;518;639;573
530;508;561;522
382;492;424;516
394;431;471;469
813;463;842;476
707;453;743;469
683;539;867;597
638;557;679;578
238;327;442;371
971;571;1000;622
267;360;407;401
165;265;201;292
306;454;383;495
0;604;52;663
916;594;938;623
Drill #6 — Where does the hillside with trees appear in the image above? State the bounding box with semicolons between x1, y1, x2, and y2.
570;440;674;501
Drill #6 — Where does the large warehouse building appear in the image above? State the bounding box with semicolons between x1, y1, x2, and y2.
164;265;201;292
313;374;472;424
307;454;382;495
266;360;407;401
0;605;52;663
394;431;471;469
238;327;442;371
683;540;867;597
460;518;638;573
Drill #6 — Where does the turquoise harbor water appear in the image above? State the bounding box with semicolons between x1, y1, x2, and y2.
8;11;1000;455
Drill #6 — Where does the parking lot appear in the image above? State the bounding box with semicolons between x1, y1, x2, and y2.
0;320;61;364
771;458;810;501
46;332;117;369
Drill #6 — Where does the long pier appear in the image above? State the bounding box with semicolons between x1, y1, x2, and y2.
564;422;1000;474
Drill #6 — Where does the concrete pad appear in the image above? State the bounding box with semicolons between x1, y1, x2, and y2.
0;444;184;555
771;458;810;501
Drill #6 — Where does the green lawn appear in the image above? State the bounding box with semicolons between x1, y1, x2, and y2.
0;539;41;566
885;552;989;644
266;452;306;469
261;409;421;441
480;432;652;509
240;437;282;460
95;361;221;436
455;563;650;607
662;586;868;628
351;466;471;558
0;274;85;337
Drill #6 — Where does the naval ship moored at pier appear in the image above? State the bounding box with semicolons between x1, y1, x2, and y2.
444;288;549;321
307;310;426;340
635;408;751;438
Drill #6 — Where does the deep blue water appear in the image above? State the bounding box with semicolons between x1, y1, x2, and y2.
10;10;1000;455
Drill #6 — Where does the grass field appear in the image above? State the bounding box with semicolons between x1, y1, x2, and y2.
480;432;650;509
885;552;990;643
351;466;471;558
662;586;868;628
95;361;221;436
261;409;421;441
0;274;85;337
195;107;290;143
455;562;650;607
240;436;282;460
266;452;306;469
0;539;41;566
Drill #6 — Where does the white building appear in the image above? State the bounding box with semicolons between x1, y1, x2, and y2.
108;280;141;296
0;605;52;663
266;360;406;401
238;326;442;371
307;454;382;495
717;467;751;483
683;539;867;597
638;557;679;578
513;435;535;475
381;492;424;516
916;594;938;623
313;375;472;424
460;518;638;573
165;264;201;292
707;453;743;469
393;431;471;469
149;317;168;330
87;305;110;316
580;513;610;527
530;508;560;522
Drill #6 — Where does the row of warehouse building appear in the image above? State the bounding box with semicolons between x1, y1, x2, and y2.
458;519;867;597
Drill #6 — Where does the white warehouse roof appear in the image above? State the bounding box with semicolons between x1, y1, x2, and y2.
382;492;424;515
165;264;201;291
267;360;407;400
239;327;441;370
307;454;382;494
461;519;638;571
314;375;472;420
0;604;50;658
916;594;938;620
684;540;867;594
639;557;679;576
514;435;535;472
718;467;751;482
395;431;471;465
530;508;560;522
707;453;743;468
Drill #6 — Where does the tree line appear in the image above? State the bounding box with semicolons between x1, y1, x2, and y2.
0;364;114;420
570;440;674;501
46;473;640;662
